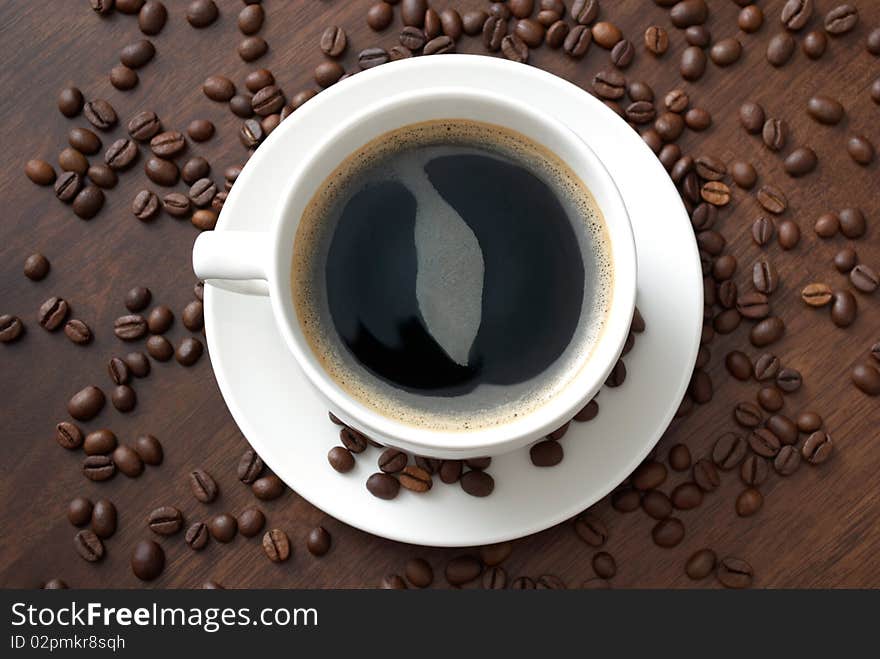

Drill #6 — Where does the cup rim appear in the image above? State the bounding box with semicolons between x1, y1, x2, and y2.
267;86;637;454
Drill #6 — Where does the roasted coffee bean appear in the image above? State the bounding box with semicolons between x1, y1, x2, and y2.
22;256;52;285
530;439;563;467
188;178;216;208
148;506;183;535
749;428;781;458
460;470;494;497
189;468;218;503
402;558;433;588
120;39;154;69
803;431;833;464
762;119;787;151
610;39;635;68
131;190;159;221
652;517;685;548
784;147;817;177
692;458;719;492
186;0;218;28
825;4;859;35
125;352;151;377
439;9;463;39
134;434;162;465
592;70;626;100
589;552;615;579
717;557;753;588
162;192;190;218
144;157;179;186
680;46;707;80
725;351;753;381
685;107;711;131
797;411;823;433
462;10;488;36
377;448;407;474
665;89;689;114
713;432;747;469
712;254;737;281
327;446;354;473
847;135;875;166
736;488;763;517
0;315;24;343
58;148;88;175
307;526;332;557
850;265;879;294
25;159;56;186
500;34;529;63
58;86;84;117
367;472;399;499
68;127;101;155
592;21;622;49
185;522;209;550
68;496;94;527
741;454;769;486
656;111;685;142
815;213;843;241
659;144;682;170
671;482;702;510
752;260;778;295
754;354;780;382
150;131;185;159
72;186;104;219
767;32;796;66
74;529;104;562
238;3;264;34
446;555;482;585
252;474;284;500
802;28;827;58
84;429;117;456
781;0;813;31
645;25;669;55
701;181;731;206
775;368;802;393
401;0;428;27
734;402;763;428
610;487;639;512
113;314;147;340
479;541;512;567
766;414;798;445
774;445;801;476
83;455;115;481
758;386;784;412
339;427;368;454
181;157;210;185
130;539;164;581
689;368;713;402
695;155;725;181
56;421;84;450
739;102;765;133
83;99;117;130
642;490;672;519
563;24;592;57
128;110;161;141
685;548;716;580
68;385;105;421
64;319;91;345
632;460;667;490
104;138;138;171
482;566;507;589
807;95;844;124
252;85;284;116
380;574;407;589
111;385;136;413
852;363;880;396
710;38;742;66
737;292;769;320
750;317;785;347
839;208;866;239
237;448;264;485
203;75;235;102
237;508;265;538
208;513;237;543
739;4;763;32
87;164;117;189
178;301;204;333
831;290;857;327
399;465;433;492
187;119;214;143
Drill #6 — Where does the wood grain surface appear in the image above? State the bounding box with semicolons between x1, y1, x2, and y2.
1;0;878;589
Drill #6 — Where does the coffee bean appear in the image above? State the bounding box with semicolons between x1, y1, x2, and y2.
103;138;138;172
725;351;753;381
130;540;164;581
562;24;591;57
120;39;154;69
749;427;781;458
685;107;711;131
68;385;105;421
672;483;703;511
207;513;237;543
203;75;235;102
803;431;833;464
689;368;713;402
766;414;797;445
610;39;635;68
56;421;84;450
590;21;620;49
112;314;145;340
741;454;769;486
83;99;117;130
58;86;84;117
162;192;190;218
739;102;765;133
825;4;859;35
144;156;179;187
631;460;667;491
364;471;399;499
767;32;796;66
847;135;876;166
86;164;116;189
717;557;753;588
852;363;880;396
0;315;23;344
680;46;707;80
62;319;90;345
712;432;746;469
774;445;801;476
797;411;823;433
127;111;161;143
72;186;104;220
189;468;218;503
803;28;827;58
752;260;777;295
645;26;669;55
110;385;135;413
693;458;720;492
737;292;769;320
781;0;813;31
121;353;149;380
25;159;56;186
750;317;785;347
850;265;879;294
445;555;482;585
784;147;817;177
734;401;763;429
640;490;671;519
701;181;731;206
181;157;210;186
830;290;857;327
236;3;263;34
380;574;407;589
235;508;265;539
868;27;880;55
807;95;844;124
148;506;183;536
739;5;763;32
501;34;529;63
757;386;784;412
736;488;763;517
187;119;214;143
233;448;263;485
652;517;685;548
83;455;115;481
252;474;284;500
68;497;93;526
377;448;407;474
775;368;802;393
664;90;688;114
480;566;507;589
328;446;354;473
710;38;742;66
74;529;104;562
134;434;162;465
184;522;209;550
301;526;331;558
186;0;217;28
58;148;88;176
83;429;116;457
530;439;564;467
149;131;185;159
460;469;494;497
839;208;866;239
399;465;433;493
68;128;101;156
762;119;787;152
685;548;716;580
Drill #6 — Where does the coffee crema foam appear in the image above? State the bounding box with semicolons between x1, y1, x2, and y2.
292;119;613;432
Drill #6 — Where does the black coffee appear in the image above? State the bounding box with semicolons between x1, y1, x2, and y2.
292;120;611;431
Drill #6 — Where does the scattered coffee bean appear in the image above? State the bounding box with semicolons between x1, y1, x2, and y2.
148;506;183;535
446;555;482;585
186;0;218;28
68;497;93;527
831;290;857;327
252;474;284;500
774;445;801;476
767;32;796;66
328;446;354;473
717;557;753;588
652;517;685;548
189;468;218;503
131;540;164;581
74;529;104;563
56;421;84;450
741;454;769;486
83;455;115;481
68;385;105;421
134;434;162;465
238;508;265;538
803;431;833;464
852;363;880;395
307;526;332;557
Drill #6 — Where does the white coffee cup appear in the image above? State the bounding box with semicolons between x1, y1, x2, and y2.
193;87;636;459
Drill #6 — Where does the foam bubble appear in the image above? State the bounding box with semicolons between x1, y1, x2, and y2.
291;119;613;432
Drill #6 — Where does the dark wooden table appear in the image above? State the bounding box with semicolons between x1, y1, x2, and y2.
1;0;878;589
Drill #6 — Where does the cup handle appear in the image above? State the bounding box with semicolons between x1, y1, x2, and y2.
192;231;271;296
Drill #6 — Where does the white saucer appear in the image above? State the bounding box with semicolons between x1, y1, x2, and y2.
204;56;702;547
